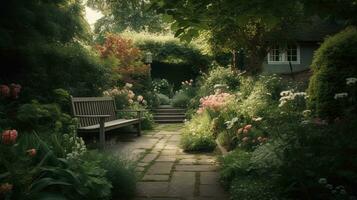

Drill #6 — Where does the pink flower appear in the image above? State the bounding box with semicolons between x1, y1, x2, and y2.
243;129;249;134
0;85;10;97
237;128;243;134
2;130;18;144
27;149;37;157
244;124;252;130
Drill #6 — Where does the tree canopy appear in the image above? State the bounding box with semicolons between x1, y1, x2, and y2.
87;0;168;38
152;0;356;73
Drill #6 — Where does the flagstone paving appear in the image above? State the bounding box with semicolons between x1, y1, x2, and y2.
112;124;229;200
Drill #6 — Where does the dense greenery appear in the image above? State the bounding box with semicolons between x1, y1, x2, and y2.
181;52;357;199
121;32;210;88
0;0;108;100
0;88;136;200
308;27;357;119
87;0;168;39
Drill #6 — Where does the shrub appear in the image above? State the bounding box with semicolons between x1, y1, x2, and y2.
157;93;171;105
308;27;357;119
171;92;190;108
103;84;155;129
181;112;216;151
277;119;357;199
152;79;173;97
84;152;137;200
197;66;240;97
220;149;281;200
97;34;150;92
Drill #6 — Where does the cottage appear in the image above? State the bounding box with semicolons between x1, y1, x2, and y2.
263;19;344;74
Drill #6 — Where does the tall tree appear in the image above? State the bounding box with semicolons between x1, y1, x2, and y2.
152;0;355;73
87;0;168;38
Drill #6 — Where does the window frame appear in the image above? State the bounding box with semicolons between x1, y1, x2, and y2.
267;44;301;65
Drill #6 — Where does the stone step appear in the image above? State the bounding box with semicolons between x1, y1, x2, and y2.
153;108;186;112
154;115;186;120
155;119;185;123
153;112;186;115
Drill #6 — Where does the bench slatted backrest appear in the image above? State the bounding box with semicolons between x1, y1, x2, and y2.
71;96;117;127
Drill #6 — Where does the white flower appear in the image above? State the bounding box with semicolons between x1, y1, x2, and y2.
346;77;357;85
128;99;134;104
334;92;348;99
252;117;263;122
125;83;133;88
103;91;110;96
137;95;144;102
302;110;311;116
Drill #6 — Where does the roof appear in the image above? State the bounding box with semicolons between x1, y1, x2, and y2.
293;18;345;42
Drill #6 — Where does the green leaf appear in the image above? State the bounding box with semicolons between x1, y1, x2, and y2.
29;177;72;194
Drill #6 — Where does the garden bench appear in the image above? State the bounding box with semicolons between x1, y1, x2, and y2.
70;96;142;148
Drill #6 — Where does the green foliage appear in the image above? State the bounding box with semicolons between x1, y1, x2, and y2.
152;79;173;97
171;92;190;108
83;152;137;200
87;0;168;38
197;66;240;97
16;100;77;134
0;1;107;100
277;120;357;199
123;32;210;87
153;0;305;73
219;149;281;200
0;134;111;200
180;112;216;151
308;27;357;119
157;93;171;105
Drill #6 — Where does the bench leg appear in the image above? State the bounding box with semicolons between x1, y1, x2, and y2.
136;122;141;137
99;118;105;149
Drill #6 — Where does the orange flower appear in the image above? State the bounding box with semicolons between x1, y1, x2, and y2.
27;149;37;157
0;183;13;194
1;130;18;144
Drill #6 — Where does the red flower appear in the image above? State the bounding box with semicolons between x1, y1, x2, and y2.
27;149;37;157
1;130;18;144
0;85;10;97
10;83;21;99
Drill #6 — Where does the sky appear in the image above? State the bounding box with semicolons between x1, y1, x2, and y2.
84;6;103;29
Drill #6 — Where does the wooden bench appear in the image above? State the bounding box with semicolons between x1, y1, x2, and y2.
70;96;142;148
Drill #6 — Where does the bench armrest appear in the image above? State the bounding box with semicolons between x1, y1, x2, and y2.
74;115;111;118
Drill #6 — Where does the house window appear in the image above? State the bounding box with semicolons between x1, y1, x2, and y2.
267;44;300;64
269;46;282;62
287;45;298;62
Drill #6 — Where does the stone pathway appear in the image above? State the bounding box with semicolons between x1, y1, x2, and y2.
110;124;229;200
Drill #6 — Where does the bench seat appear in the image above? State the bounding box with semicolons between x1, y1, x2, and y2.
71;96;142;149
78;118;140;132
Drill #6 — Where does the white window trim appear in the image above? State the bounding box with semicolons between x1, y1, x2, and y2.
267;45;301;65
